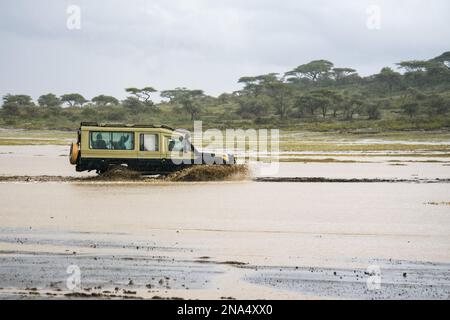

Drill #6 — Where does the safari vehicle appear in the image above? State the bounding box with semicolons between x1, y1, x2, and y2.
69;122;235;174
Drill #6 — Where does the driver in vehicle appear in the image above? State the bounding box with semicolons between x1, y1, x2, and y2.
94;133;107;149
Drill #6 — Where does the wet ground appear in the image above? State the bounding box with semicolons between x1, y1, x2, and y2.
0;143;449;299
1;144;450;179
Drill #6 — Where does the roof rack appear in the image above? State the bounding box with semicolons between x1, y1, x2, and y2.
80;122;175;131
80;121;99;127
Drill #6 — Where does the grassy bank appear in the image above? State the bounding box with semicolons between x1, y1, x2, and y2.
0;128;449;158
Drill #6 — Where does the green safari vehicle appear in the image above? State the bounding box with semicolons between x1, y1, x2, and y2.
69;122;236;174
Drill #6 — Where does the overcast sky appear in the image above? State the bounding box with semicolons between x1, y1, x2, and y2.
0;0;449;101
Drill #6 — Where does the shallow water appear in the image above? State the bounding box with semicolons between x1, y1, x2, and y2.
0;182;449;299
1;182;449;259
0;144;449;299
0;145;449;179
271;162;450;179
0;145;93;177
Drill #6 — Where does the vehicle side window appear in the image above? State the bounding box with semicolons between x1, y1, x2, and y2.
89;131;134;150
140;134;159;152
90;132;110;149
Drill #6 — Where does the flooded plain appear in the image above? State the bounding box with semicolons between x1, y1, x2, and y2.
0;138;449;299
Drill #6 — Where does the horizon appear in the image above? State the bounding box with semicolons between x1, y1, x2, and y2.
2;50;448;103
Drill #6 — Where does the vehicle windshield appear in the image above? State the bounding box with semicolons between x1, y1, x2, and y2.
167;135;197;153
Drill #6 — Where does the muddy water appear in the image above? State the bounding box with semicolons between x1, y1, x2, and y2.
1;145;449;179
1;181;449;299
1;182;449;260
271;162;450;179
0;145;449;299
0;145;93;177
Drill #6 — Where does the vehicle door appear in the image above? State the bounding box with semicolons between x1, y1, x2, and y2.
137;132;161;167
163;134;194;166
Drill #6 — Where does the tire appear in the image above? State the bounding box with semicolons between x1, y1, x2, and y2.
69;142;80;164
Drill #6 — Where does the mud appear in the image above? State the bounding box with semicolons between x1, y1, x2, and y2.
1;174;449;184
255;177;450;183
244;259;450;299
95;166;142;180
0;164;251;183
166;164;249;182
0;239;448;299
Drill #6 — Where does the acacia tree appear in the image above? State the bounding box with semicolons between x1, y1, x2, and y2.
259;75;293;120
38;93;61;107
430;52;450;82
396;60;430;73
161;88;205;120
313;89;341;118
331;68;357;81
236;73;293;120
1;94;34;117
396;55;450;87
296;92;325;116
397;60;433;87
402;102;419;118
60;93;88;107
2;94;34;107
432;51;450;67
236;95;271;119
125;87;157;106
237;76;261;97
366;103;381;120
329;92;346;118
91;95;119;106
217;93;232;104
401;87;422;104
296;89;335;118
122;96;143;113
342;96;364;120
428;95;449;116
374;67;402;92
285;60;334;82
237;73;279;97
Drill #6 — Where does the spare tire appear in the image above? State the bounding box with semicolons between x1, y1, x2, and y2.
69;142;80;164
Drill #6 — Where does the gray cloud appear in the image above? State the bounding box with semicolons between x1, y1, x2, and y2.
0;0;449;101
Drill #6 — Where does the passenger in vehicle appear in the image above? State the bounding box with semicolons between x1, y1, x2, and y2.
94;133;107;149
115;135;130;150
168;139;175;151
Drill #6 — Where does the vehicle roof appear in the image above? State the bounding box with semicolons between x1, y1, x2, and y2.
80;122;176;133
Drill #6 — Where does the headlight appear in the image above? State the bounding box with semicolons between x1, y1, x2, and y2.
222;154;229;163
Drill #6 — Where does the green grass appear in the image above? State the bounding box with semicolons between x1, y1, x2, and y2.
278;142;450;152
0;128;448;160
0;129;75;145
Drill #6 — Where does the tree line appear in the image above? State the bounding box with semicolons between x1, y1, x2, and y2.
1;51;449;130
